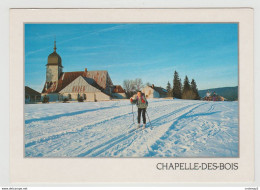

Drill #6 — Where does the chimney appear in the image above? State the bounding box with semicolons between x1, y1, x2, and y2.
152;84;154;88
83;68;88;77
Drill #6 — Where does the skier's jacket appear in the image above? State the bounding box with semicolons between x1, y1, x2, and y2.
131;95;148;109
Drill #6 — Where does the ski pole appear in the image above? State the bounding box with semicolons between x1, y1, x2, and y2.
146;110;152;128
132;104;135;124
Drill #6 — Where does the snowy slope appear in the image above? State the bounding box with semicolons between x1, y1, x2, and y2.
24;99;238;157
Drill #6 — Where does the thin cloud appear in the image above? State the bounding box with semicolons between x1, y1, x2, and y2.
62;52;99;58
90;24;129;35
63;45;114;51
26;24;130;57
59;24;130;45
27;33;56;40
26;28;81;41
25;46;51;57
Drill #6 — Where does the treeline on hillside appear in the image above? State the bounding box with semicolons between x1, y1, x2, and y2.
198;86;238;101
166;70;200;100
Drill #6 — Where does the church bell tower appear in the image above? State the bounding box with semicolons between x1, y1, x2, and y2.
46;40;63;83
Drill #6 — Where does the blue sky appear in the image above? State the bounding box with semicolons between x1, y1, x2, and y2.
25;23;238;92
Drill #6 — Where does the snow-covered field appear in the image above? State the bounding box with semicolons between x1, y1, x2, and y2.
25;99;238;157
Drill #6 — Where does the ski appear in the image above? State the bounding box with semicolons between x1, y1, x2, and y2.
128;125;151;133
128;127;141;133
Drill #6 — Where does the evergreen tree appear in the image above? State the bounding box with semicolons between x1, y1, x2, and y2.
191;79;200;100
166;81;172;97
182;75;190;93
182;75;193;99
172;71;182;99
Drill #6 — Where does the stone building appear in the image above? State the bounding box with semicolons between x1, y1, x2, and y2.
41;41;126;102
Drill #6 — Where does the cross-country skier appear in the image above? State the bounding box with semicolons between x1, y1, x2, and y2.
130;91;148;129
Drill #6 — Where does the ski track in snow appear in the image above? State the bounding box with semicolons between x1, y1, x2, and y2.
24;99;238;157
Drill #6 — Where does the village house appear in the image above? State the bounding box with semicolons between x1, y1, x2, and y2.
25;86;41;104
141;84;168;98
112;85;127;99
41;41;126;102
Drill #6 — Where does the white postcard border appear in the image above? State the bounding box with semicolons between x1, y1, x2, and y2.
10;8;254;183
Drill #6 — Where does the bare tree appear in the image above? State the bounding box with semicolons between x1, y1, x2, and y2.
123;78;144;98
124;79;143;92
135;78;144;91
129;80;136;92
123;80;131;93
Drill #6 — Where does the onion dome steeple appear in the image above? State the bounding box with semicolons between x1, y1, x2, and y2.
47;40;62;67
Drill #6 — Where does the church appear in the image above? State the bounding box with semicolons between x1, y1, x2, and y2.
41;41;126;102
